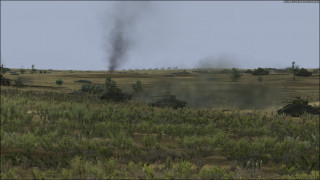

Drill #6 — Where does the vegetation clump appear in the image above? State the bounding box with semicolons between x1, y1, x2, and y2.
56;79;64;86
252;67;269;75
132;80;143;93
296;68;312;77
14;76;23;87
81;84;103;94
150;93;187;109
172;70;190;75
278;97;319;117
99;76;132;102
0;64;10;74
75;80;92;83
0;74;11;86
231;68;242;81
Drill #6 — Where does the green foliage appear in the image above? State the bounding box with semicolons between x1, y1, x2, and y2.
296;68;312;77
290;61;299;80
132;80;143;93
20;66;26;74
176;161;194;179
100;76;132;102
56;79;64;86
231;68;242;81
0;64;11;74
199;165;234;179
14;76;23;87
143;135;157;149
31;64;37;74
81;84;104;94
258;75;263;82
252;67;269;75
0;74;11;86
0;88;319;179
142;164;154;179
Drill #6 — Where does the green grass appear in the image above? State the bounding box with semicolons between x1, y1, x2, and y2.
1;69;319;179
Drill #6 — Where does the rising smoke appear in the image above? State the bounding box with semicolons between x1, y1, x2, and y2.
106;2;152;72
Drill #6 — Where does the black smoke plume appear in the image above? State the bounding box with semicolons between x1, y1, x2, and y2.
106;2;152;72
108;20;128;72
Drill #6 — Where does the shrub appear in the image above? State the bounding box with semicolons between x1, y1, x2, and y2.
81;84;104;94
296;68;312;77
99;76;132;102
176;161;193;179
245;69;253;74
19;67;26;74
31;64;37;74
142;164;154;179
1;74;11;86
0;64;10;74
56;79;64;86
231;68;241;81
199;165;233;179
252;67;269;75
132;80;143;93
14;76;23;87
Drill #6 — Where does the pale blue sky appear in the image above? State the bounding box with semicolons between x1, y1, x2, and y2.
1;1;319;70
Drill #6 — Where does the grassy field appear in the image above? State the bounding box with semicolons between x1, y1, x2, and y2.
1;68;319;179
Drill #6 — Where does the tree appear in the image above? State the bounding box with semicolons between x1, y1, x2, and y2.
56;79;63;86
20;66;26;74
132;80;143;93
31;64;37;74
0;64;10;74
290;61;299;80
100;76;132;102
231;68;242;81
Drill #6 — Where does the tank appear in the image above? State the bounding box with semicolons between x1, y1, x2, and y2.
150;93;187;109
277;97;319;117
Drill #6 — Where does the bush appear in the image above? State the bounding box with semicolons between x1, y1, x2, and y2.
176;161;194;179
0;64;11;74
132;80;143;93
252;67;269;75
81;84;104;94
296;68;312;77
31;64;37;74
199;165;233;179
99;76;132;102
1;74;11;86
56;79;63;86
19;67;26;74
231;68;241;81
245;69;253;74
14;76;23;87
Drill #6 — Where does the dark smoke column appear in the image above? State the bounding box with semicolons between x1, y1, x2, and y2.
108;21;128;72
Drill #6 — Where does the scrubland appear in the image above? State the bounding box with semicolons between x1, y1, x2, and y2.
1;69;319;179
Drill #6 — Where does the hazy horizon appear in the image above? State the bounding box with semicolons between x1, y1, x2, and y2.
1;1;319;70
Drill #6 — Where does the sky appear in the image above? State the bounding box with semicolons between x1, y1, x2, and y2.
1;1;319;70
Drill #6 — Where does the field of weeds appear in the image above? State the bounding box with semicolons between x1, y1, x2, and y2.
1;69;319;179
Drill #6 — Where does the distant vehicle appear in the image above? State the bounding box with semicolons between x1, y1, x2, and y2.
10;72;19;75
150;93;187;109
278;97;319;117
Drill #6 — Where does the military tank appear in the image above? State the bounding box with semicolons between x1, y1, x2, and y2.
150;93;187;109
277;97;319;117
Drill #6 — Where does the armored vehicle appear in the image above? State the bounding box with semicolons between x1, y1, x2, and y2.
278;97;319;117
151;93;187;109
